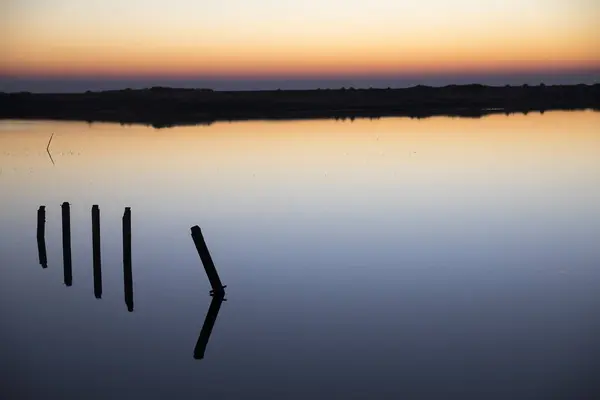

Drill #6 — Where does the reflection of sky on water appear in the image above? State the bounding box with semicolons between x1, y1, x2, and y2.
0;112;599;399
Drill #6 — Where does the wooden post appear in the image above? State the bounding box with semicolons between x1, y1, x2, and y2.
190;225;225;295
92;205;102;298
123;207;134;311
37;206;47;268
194;293;225;360
61;202;72;286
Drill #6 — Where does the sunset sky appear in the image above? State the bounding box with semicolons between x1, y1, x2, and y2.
2;0;599;91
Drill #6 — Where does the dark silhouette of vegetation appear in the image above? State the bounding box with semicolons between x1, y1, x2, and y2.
1;84;598;128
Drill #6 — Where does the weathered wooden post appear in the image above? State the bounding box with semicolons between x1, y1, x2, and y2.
194;293;225;360
92;205;102;298
37;206;47;268
61;202;72;286
190;225;226;295
123;207;134;311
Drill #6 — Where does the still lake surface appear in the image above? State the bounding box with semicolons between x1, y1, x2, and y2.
1;112;599;399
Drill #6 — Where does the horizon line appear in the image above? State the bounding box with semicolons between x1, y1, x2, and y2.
4;82;600;95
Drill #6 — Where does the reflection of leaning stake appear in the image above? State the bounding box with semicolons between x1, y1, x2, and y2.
194;292;225;360
190;225;226;296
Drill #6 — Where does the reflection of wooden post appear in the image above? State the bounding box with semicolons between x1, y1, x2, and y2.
123;207;134;311
191;225;225;295
37;206;47;268
92;205;102;298
194;293;225;360
61;202;72;286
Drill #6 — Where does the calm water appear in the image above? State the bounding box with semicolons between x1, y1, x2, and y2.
1;112;599;399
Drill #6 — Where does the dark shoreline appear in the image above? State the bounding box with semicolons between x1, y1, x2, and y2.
1;84;599;128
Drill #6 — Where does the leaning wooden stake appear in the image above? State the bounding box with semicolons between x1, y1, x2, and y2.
190;225;226;295
37;206;48;268
61;202;72;286
123;207;134;311
92;205;102;298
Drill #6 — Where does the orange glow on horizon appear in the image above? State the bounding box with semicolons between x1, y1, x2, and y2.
2;0;599;79
2;45;599;78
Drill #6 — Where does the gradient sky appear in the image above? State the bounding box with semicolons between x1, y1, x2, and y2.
2;0;600;90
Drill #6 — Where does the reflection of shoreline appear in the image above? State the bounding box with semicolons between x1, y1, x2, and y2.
2;84;599;128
